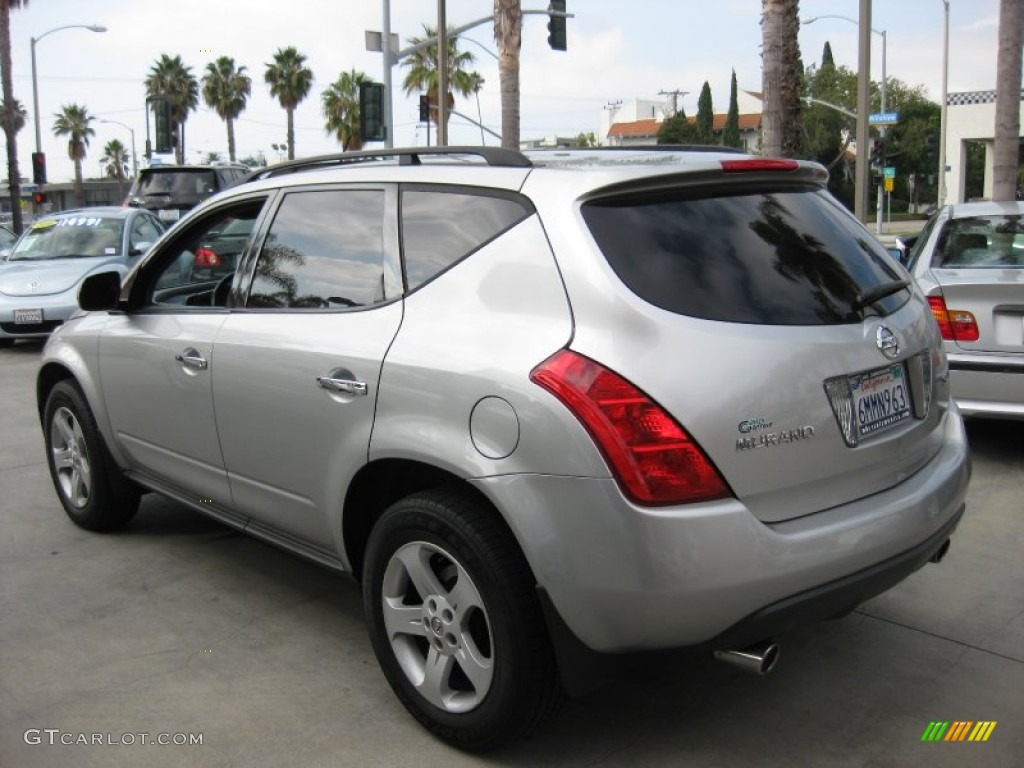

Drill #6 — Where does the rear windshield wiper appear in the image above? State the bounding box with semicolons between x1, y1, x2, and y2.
852;279;910;311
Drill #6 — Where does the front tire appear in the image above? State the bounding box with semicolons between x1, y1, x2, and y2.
363;489;562;750
43;381;139;531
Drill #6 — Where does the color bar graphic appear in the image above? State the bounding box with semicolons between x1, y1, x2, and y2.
921;721;996;742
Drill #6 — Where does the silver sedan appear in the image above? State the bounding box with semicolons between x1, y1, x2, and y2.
903;200;1024;418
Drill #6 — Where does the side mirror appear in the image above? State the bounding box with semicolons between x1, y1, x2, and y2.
0;247;10;259
894;235;918;266
129;241;153;257
79;271;122;311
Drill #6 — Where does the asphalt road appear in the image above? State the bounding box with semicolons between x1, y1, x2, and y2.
1;339;1022;767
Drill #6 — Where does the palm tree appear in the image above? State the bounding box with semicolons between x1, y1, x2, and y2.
202;56;251;162
264;47;313;161
322;69;369;151
401;25;477;140
1;96;25;132
493;0;522;149
101;138;129;199
1;0;28;234
468;72;486;145
760;0;803;158
145;54;199;164
993;0;1023;201
52;103;94;203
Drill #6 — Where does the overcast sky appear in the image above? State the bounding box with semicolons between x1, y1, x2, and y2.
6;0;1005;183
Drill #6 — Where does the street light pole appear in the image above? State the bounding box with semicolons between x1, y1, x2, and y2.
99;119;137;177
382;0;394;149
877;28;887;235
938;0;950;206
30;24;107;155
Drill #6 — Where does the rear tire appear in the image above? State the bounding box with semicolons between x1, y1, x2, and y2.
363;488;562;750
43;381;139;531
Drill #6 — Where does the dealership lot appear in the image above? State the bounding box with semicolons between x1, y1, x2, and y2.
1;340;1022;767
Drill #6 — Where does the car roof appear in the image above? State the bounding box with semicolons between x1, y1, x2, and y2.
232;146;828;201
141;164;246;173
946;200;1024;218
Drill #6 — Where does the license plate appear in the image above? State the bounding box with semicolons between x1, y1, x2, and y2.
13;308;43;324
158;209;180;221
850;363;911;438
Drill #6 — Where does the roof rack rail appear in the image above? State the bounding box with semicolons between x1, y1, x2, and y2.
246;146;532;181
560;144;747;155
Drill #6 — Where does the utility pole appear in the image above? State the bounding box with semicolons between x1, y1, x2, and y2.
437;0;448;147
658;89;688;116
854;0;872;224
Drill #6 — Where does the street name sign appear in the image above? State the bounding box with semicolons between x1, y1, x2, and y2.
869;112;899;125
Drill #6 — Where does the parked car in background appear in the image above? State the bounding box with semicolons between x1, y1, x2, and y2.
0;207;164;345
903;200;1024;419
38;147;969;749
125;161;249;225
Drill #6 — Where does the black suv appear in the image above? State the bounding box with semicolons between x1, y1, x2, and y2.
125;162;249;225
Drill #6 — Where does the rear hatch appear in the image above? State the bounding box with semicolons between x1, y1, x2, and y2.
129;168;218;223
927;213;1024;353
570;164;946;523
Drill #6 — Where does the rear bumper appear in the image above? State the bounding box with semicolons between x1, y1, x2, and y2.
475;408;970;653
948;353;1024;419
706;503;962;650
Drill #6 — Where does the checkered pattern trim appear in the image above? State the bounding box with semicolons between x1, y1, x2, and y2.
948;90;1024;106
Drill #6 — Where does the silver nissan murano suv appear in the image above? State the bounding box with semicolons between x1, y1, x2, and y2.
37;146;970;750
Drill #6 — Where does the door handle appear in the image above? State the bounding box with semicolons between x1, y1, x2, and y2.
174;349;208;370
316;375;367;396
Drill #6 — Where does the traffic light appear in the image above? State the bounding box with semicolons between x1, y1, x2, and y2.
548;0;567;51
359;82;386;143
926;132;938;160
871;136;886;166
152;97;172;154
419;94;430;123
32;190;46;206
31;152;46;185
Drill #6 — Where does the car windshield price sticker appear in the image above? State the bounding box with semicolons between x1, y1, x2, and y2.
851;363;911;437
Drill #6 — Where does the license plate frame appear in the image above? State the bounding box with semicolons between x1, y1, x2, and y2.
13;308;43;325
158;208;180;222
850;363;912;438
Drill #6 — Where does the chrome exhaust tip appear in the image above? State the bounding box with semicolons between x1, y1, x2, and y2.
713;640;780;676
929;538;951;564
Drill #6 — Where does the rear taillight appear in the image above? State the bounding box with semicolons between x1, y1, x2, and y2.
530;349;730;506
928;296;978;342
194;247;222;268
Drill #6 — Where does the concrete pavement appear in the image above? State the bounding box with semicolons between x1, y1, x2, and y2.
1;340;1022;767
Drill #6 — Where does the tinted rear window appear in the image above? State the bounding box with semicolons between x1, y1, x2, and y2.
138;170;217;197
582;188;908;325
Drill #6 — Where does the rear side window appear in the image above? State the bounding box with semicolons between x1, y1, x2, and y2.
932;214;1024;268
401;188;532;291
582;188;908;325
247;190;388;309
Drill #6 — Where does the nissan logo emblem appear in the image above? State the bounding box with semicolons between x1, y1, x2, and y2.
875;325;899;360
